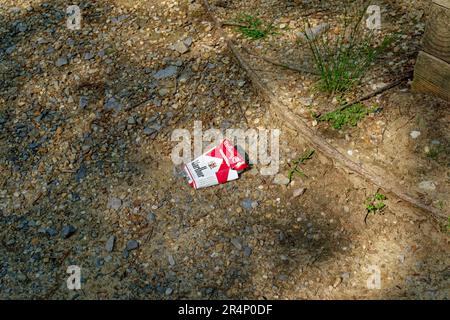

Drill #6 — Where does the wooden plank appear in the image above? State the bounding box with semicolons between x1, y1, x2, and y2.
433;0;450;9
422;2;450;64
412;51;450;102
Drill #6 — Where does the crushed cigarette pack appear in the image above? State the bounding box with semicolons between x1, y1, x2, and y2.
184;139;248;189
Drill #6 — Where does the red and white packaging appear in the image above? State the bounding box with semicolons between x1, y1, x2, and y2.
184;139;248;189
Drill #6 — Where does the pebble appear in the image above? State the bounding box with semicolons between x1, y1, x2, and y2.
410;131;421;139
95;257;104;268
231;238;242;250
183;37;193;47
418;181;436;191
243;246;252;257
299;97;313;106
61;225;77;239
241;199;258;210
273;174;290;185
107;197;122;210
44;227;57;237
168;254;176;266
104;97;122;112
143;123;162;137
154;66;178;79
165;287;173;295
84;52;94;60
79;96;88;109
173;41;189;54
126;240;139;251
146;212;156;222
292;188;306;198
105;235;115;252
55;57;68;67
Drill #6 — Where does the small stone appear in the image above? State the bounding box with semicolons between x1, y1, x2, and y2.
418;181;436;191
165;287;173;295
341;272;350;281
79;96;88;109
107;197;122;210
44;227;57;237
105;235;115;252
158;88;170;97
95;257;104;268
237;80;246;87
333;277;342;288
16;22;27;33
241;199;258;210
154;66;178;79
146;212;156;222
126;240;139;251
243;246;252;257
292;188;306;198
178;71;191;83
172;41;189;54
55;56;68;67
431;140;440;145
273;174;290;185
231;238;242;250
75;164;86;182
61;225;77;239
299;97;313;106
410;131;421;139
168;254;175;266
5;46;15;54
183;37;193;47
127;116;136;125
104;97;122;112
143;123;162;137
83;52;94;60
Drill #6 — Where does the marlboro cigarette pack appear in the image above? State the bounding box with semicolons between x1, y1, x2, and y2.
184;139;248;189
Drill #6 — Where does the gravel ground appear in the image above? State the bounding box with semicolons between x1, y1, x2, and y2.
0;0;448;299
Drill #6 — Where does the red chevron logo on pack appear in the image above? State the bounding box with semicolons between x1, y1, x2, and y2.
184;139;248;189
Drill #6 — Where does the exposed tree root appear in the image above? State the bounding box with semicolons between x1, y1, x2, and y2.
337;72;414;111
202;0;447;221
241;46;319;75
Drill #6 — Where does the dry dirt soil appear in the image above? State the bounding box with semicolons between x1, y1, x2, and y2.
0;0;449;299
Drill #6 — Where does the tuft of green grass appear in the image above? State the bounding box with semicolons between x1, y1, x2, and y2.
318;103;375;129
366;193;387;214
426;145;444;161
288;149;315;182
236;14;275;40
302;5;394;94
